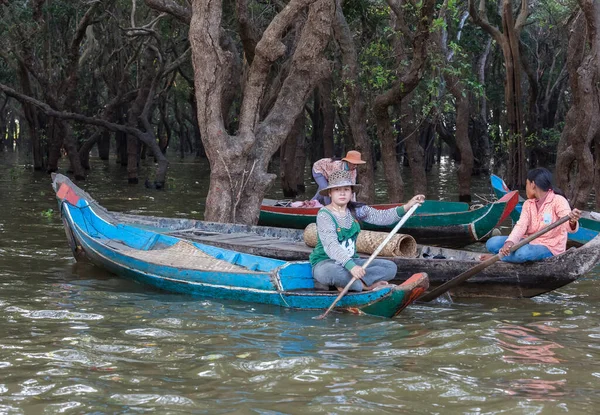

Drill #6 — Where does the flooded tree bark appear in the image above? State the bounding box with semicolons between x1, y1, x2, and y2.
374;0;435;202
437;6;474;202
318;79;335;159
469;0;528;189
280;114;307;197
473;37;492;175
333;0;376;203
190;0;334;224
555;7;599;209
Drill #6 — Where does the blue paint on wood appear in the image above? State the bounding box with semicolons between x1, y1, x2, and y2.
57;198;423;317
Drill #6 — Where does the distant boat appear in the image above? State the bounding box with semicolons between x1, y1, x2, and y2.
259;193;520;248
52;174;428;318
490;174;600;246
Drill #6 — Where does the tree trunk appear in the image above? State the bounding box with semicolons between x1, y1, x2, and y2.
98;130;111;160
501;2;527;188
374;0;435;202
453;91;473;202
333;0;376;203
311;88;325;161
319;78;335;158
126;48;157;183
280;114;306;197
190;0;334;223
46;119;63;173
17;62;46;170
469;0;528;189
474;37;492;174
79;131;102;170
404;132;427;195
555;8;598;209
595;133;600;210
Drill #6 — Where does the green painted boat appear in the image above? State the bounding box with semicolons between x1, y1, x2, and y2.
259;192;520;248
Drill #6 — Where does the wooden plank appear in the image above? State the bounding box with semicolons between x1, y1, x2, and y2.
203;234;270;242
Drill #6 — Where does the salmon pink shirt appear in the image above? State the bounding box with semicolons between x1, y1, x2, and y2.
506;190;578;255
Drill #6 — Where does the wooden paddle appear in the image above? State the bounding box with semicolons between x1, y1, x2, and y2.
418;214;572;302
315;203;421;319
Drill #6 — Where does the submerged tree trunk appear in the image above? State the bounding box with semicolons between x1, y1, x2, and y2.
469;0;528;189
473;37;492;175
280;114;306;197
555;7;599;209
595;133;600;210
438;6;474;201
333;0;376;203
190;0;334;224
98;130;111;160
319;78;335;158
373;0;435;202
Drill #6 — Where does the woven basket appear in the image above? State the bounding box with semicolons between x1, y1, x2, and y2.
303;223;417;258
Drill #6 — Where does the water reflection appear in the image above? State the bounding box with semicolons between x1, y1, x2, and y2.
496;322;563;364
500;378;566;399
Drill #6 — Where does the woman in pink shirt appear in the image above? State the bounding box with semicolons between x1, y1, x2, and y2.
485;168;581;263
311;150;366;205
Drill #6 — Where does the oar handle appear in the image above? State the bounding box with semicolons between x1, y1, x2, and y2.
419;214;571;302
315;203;421;319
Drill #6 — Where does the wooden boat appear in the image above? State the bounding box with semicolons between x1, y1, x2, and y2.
259;192;520;248
108;211;600;300
491;174;600;246
52;174;428;318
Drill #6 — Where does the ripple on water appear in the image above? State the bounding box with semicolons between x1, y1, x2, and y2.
124;328;178;338
152;318;184;328
233;356;315;373
52;384;97;396
43;401;82;413
22;310;104;321
23;349;108;368
16;379;55;396
109;393;195;407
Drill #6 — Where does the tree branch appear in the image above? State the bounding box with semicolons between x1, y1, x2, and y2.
144;0;191;24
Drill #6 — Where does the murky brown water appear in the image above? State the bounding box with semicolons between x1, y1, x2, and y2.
1;151;599;414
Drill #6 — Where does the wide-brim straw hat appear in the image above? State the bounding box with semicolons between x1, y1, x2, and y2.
319;170;362;196
342;150;366;165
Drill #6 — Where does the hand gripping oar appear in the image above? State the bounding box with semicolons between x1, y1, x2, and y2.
315;203;421;319
418;214;572;302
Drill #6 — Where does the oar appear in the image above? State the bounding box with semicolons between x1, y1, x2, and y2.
418;214;572;302
315;203;421;319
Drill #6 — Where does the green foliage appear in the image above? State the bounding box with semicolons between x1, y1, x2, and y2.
41;208;54;219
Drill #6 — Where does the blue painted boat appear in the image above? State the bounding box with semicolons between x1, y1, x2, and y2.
52;174;429;318
490;174;600;246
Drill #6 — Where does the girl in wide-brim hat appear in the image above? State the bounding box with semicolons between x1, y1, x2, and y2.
309;170;425;292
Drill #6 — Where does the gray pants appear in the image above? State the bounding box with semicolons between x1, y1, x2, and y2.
312;258;397;292
311;171;330;205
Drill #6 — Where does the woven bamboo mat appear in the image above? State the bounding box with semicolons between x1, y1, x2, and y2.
123;241;253;272
303;223;417;257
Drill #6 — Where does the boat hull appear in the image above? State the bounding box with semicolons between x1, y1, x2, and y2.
259;194;519;248
111;211;600;299
53;174;428;317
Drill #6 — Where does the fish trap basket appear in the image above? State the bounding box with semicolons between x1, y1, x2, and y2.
303;223;417;258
